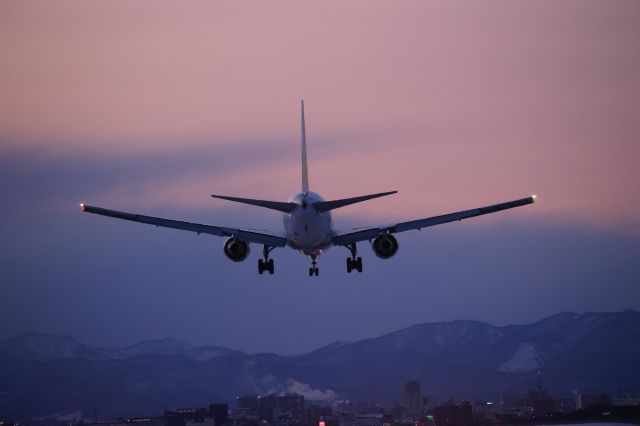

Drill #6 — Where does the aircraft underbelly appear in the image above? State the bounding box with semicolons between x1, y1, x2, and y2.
284;210;333;251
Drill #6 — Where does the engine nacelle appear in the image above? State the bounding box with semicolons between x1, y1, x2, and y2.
223;237;250;262
372;233;399;259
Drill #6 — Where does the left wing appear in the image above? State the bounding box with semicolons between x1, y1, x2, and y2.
80;204;287;247
333;195;536;246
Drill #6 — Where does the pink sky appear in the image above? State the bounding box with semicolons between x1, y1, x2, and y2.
2;1;639;232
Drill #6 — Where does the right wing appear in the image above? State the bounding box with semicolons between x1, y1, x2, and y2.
80;204;287;247
333;195;536;246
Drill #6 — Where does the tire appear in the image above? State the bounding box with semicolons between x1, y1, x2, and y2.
258;259;264;274
346;258;353;273
268;259;274;274
356;257;363;273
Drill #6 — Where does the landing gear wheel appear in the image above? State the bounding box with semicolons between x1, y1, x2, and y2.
346;244;363;273
258;245;275;275
258;259;266;274
309;256;319;277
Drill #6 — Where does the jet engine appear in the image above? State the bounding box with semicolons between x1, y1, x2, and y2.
223;237;250;262
372;233;398;259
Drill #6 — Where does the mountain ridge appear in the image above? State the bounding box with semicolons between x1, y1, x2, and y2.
3;310;637;361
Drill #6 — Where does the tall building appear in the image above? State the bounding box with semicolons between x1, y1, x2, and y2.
527;378;553;416
402;380;425;420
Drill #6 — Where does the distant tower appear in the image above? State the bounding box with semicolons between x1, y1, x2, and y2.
536;370;543;391
403;380;424;420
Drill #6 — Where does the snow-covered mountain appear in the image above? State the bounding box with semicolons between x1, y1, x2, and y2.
1;311;638;420
0;335;243;362
0;332;107;361
498;342;544;373
121;338;243;361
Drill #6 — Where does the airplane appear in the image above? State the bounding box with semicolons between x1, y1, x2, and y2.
80;100;536;276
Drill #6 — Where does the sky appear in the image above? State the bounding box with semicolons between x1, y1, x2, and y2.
1;1;639;355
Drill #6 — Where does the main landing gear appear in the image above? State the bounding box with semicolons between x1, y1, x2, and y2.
258;245;275;275
346;243;363;273
309;255;319;276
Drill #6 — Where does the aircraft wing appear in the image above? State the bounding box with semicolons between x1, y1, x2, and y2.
332;195;536;246
80;204;287;247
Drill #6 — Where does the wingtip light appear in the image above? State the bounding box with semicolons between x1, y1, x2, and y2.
532;194;537;201
79;203;85;211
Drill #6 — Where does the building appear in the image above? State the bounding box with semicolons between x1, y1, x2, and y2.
354;413;384;426
473;401;498;425
86;417;165;426
433;400;473;426
402;380;425;420
304;405;336;426
612;394;640;407
573;392;611;410
165;404;228;426
527;386;553;416
236;395;304;423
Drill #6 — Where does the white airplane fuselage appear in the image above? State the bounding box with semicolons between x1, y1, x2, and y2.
283;191;334;256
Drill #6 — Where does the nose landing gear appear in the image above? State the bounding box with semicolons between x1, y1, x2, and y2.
309;255;319;276
258;245;275;274
346;243;363;273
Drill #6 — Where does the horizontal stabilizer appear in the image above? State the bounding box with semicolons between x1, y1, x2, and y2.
211;194;296;213
315;191;398;213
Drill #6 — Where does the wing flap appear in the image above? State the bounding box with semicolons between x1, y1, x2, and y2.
236;229;287;246
332;228;382;246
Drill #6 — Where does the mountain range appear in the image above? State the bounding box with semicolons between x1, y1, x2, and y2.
1;310;639;420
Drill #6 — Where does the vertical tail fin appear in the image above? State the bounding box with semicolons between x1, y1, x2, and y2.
301;99;309;192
